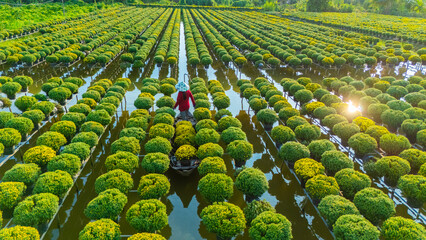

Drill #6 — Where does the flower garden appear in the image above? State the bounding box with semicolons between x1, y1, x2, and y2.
0;4;425;240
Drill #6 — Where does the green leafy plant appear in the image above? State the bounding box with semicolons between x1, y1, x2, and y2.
2;163;41;185
72;132;98;148
61;142;91;161
126;199;168;232
15;96;37;112
79;218;121;240
198;173;233;203
200;202;246;239
137;173;170;199
95;169;133;194
333;122;360;142
13;192;59;227
379;133;411;156
348;133;378;157
1;82;22;98
141;153;169;174
197;143;223;160
306;175;340;201
218;116;242;131
47;153;81;176
0;128;21;148
23;145;56;166
381;216;426;239
62;112;86;128
318;195;360;226
87;109;111;126
271;125;295;144
198;157;226;176
0;226;40;239
333;214;380;240
145;137;172;155
278;142;310;163
0;181;26;210
227;140;253;162
397;174;426;207
5;117;34;136
21;110;44;126
353;187;396;225
105;151;139;173
127;233;166;240
193;107;211;121
243;199;275;224
294;124;321;143
335;168;371;199
256;109;278;125
249;211;292;240
294;158;325;181
235;168;268;198
32;170;72;197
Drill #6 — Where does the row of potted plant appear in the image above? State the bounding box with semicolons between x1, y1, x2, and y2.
182;9;212;67
1;7;131;67
190;9;247;67
132;9;173;68
0;76;83;157
153;9;180;66
283;12;425;44
238;76;425;239
0;77;128;238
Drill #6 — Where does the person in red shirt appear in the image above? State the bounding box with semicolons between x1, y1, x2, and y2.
174;82;195;120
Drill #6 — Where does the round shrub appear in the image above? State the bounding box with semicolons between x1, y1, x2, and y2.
279;107;300;122
294;124;321;143
77;98;97;109
134;97;153;110
145;137;172;155
0;128;21;147
149;123;174;140
256;109;279;125
61;142;91;161
85;188;127;220
156;107;176;117
71;131;98;148
119;127;146;142
318;195;360;225
367;103;390;122
227;140;253;162
95;169;133;194
249;211;292;240
48;87;72;104
365;125;389;143
61;112;86;129
401;119;426;141
273;100;291;113
235;168;268;197
381;109;409;131
197;143;223;160
79;218;121;240
286;116;309;131
105;151;139;173
218;116;242;131
271;125;295;144
417;129;426;147
397;174;426;206
13;192;58;226
80;121;104;137
320;150;354;175
307;140;336;161
126;117;148;131
198;173;233;202
348;133;378;156
322;114;348;129
0;226;40;239
333;214;380;240
23;145;56;166
128;233;165;240
294;158;325;181
404;107;426;120
5;117;33;135
50;120;76;141
200;202;246;239
126;199;168;232
33;170;72;197
15;96;37;112
198;157;226;176
278;142;310;163
192;107;210;121
86;109;111;126
2;163;41;185
335;168;371;199
194;120;216;132
0;112;14;128
137;174;170;199
353;187;395;225
82;90;101;102
376;156;411;186
1;82;22;98
47;153;81;176
306;175;340;201
380;133;411;156
21;110;44;126
333;122;360;142
313;106;337;120
249;98;267;112
0;182;26;210
294;89;313;103
141;153;169;174
195;128;220;146
153;113;174;125
381;216;426;240
111;136;140;155
243;199;275;224
399;149;426;170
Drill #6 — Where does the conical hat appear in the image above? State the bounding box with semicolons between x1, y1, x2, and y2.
176;82;189;92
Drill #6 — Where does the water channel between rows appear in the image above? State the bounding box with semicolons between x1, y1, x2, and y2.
0;12;425;240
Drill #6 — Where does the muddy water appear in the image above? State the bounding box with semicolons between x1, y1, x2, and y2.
1;11;425;240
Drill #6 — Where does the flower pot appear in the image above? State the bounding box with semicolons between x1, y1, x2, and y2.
204;65;209;69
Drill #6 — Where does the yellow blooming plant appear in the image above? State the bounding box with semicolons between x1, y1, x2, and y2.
175;145;197;161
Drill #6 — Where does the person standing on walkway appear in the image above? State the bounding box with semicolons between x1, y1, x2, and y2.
174;81;195;120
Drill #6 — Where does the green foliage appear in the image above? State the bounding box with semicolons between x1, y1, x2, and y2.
320;150;354;175
198;157;226;176
271;125;295;144
235;168;268;197
1;82;21;97
13;192;58;227
193;107;211;121
126;117;149;131
72;131;98;148
61;142;91;161
333;214;380;240
294;158;325;181
126;199;168;232
218;116;242;131
195;119;218;132
2;163;40;186
21;109;44;126
381;109;409;131
249;211;292;240
15;96;37;112
33;170;72;197
307;140;336;161
149;123;174;140
318;195;360;226
220;127;246;144
0;181;26;210
145;137;172;155
353;187;396;225
294;89;313;103
5;117;33;135
198;173;233;202
79;219;121;240
23;145;56;166
306;175;340;200
244;200;275;224
47;153;81;176
279;142;310;163
197;143;223;160
128;233;165;240
62;112;86;128
399;149;425;170
333;122;360;142
141;153;169;174
286;116;309;130
397;175;426;205
135;97;154;110
376;156;411;186
294;124;321;143
322;114;347;129
0;128;21;147
200;202;246;239
137;174;170;200
81;121;104;137
0;226;40;239
105;151;139;173
195;128;220;146
227;140;253;162
50;120;76;140
380;133;411;156
348;133;378;156
381;216;426;240
111;136;140;155
48;87;72;104
95;169;133;194
87;109;111;126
